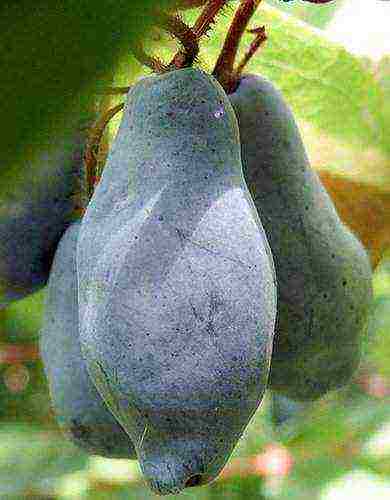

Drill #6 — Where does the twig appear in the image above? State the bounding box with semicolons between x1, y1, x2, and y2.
213;0;263;93
192;0;229;38
96;86;131;95
159;12;199;68
168;0;229;69
84;103;124;199
235;25;267;76
131;41;168;73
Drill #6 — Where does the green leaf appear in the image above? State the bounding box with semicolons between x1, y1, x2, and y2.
0;424;88;497
2;291;44;341
0;0;176;193
266;0;344;29
185;4;390;159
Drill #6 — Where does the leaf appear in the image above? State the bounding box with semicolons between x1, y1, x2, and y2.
0;425;88;497
0;0;177;192
318;170;390;268
1;290;44;340
266;0;343;29
185;4;390;158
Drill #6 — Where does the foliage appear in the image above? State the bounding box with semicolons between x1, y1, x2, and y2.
266;0;343;29
182;4;390;158
0;0;175;193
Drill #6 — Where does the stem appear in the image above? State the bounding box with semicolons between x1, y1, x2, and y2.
168;1;228;69
97;86;131;95
84;103;124;199
159;12;199;68
234;25;267;76
192;0;229;38
213;0;263;93
131;41;168;73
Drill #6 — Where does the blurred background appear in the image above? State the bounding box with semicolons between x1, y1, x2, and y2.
1;0;390;498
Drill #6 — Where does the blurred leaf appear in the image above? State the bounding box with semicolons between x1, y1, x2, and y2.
0;424;87;497
0;0;177;194
1;291;44;341
208;475;266;499
185;4;390;159
326;0;390;62
320;470;390;500
319;170;390;268
269;392;310;428
298;121;390;188
368;301;390;380
266;0;344;29
285;397;390;459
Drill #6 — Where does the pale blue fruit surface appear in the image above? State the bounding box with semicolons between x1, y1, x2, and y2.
40;222;136;459
230;74;373;401
78;68;277;494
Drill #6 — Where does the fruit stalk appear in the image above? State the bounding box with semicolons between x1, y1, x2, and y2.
213;0;263;93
